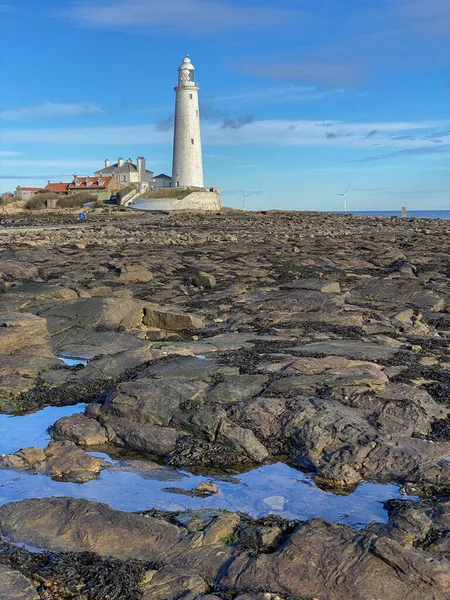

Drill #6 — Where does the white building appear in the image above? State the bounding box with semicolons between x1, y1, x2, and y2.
171;55;204;189
94;157;154;191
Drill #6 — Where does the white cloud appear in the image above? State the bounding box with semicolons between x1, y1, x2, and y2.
211;85;345;105
1;118;449;152
0;159;101;168
0;101;102;121
0;150;22;156
58;0;304;32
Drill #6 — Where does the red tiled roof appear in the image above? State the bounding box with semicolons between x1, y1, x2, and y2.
17;186;43;192
68;175;114;190
45;182;69;193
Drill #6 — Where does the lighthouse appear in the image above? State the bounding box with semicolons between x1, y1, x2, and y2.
171;55;204;189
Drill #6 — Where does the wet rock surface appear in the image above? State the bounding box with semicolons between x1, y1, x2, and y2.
0;496;449;599
1;209;450;598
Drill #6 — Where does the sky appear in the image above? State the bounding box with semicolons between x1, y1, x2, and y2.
0;0;449;210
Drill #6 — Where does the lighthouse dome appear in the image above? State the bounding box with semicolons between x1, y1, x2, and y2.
179;55;195;71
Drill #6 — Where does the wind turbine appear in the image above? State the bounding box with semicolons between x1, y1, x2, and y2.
337;185;351;212
242;191;251;211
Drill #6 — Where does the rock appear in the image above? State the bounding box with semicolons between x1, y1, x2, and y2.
51;413;108;446
192;481;220;497
42;296;145;331
68;346;156;382
240;525;284;551
202;512;240;545
115;262;153;283
0;312;54;357
280;278;341;294
143;305;205;331
143;356;239;380
221;518;450;600
142;566;209;600
206;375;269;404
391;308;415;326
409;291;445;312
51;328;149;358
0;498;182;561
189;271;216;290
100;416;183;456
289;340;400;361
1;441;108;483
0;564;39;599
0;261;39;280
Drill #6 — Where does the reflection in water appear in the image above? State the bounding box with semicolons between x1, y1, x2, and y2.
0;404;410;529
0;463;406;528
57;356;89;367
0;404;86;455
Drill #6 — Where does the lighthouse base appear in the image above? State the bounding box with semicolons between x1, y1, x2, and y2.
129;189;222;212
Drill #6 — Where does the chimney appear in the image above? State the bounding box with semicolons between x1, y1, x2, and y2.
118;157;124;167
105;158;110;168
137;156;145;181
127;157;132;164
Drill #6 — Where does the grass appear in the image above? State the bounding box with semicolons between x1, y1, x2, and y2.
137;188;191;199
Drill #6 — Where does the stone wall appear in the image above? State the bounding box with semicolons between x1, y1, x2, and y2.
131;190;222;212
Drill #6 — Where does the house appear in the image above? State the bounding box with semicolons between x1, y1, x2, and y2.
14;186;43;200
44;181;70;195
152;173;172;189
45;174;120;201
94;157;154;191
68;174;120;201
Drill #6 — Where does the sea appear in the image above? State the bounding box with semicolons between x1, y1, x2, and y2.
333;210;450;220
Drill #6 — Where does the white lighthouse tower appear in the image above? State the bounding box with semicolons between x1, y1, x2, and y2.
171;55;204;189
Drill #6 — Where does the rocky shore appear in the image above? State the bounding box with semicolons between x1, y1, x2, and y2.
0;208;449;599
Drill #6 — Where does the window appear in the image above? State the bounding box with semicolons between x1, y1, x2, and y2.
122;175;126;182
191;138;194;144
196;110;198;116
189;94;193;99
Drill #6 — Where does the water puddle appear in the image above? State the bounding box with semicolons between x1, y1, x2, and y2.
57;356;89;367
0;404;86;455
0;462;406;528
0;404;412;529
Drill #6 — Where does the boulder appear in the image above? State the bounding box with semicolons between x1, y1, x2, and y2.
115;262;153;283
0;440;108;483
0;261;39;280
0;312;54;357
51;413;108;446
0;564;39;600
143;304;205;331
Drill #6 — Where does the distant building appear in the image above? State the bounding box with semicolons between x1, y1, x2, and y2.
45;174;120;201
14;186;42;200
44;182;70;195
94;157;154;191
153;173;172;188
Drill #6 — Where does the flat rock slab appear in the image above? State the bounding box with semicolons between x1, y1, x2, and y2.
143;356;239;379
290;340;401;361
0;313;54;358
51;329;149;358
0;564;39;600
0;498;181;561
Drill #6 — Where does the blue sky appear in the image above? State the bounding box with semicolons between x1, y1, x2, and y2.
0;0;449;210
